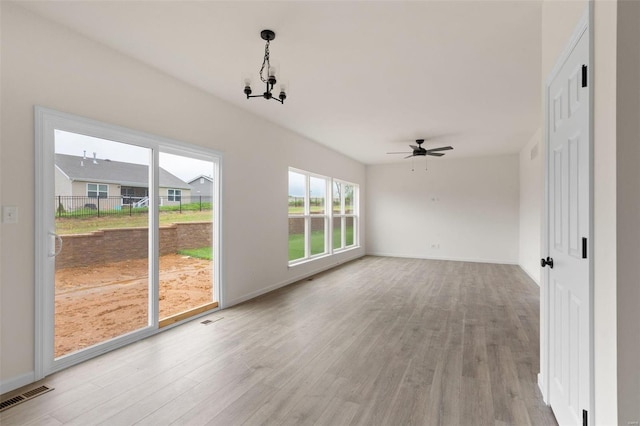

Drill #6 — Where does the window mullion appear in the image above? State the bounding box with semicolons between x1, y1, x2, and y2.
326;179;331;254
341;183;346;248
353;188;358;246
305;174;310;259
149;149;159;328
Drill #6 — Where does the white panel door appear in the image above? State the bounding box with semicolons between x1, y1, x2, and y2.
546;25;591;425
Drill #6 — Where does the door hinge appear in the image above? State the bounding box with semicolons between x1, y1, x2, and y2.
582;237;588;259
583;409;588;426
582;65;588;87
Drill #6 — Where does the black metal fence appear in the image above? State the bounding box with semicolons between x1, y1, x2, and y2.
55;195;213;218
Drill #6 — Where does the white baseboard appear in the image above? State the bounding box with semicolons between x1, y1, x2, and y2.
365;251;518;265
0;371;35;395
226;252;364;307
519;264;540;286
538;372;543;391
537;373;549;404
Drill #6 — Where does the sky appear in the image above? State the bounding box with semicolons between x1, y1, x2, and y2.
288;170;331;198
54;130;213;182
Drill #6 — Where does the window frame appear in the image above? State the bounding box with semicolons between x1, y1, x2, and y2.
87;183;108;198
332;179;359;251
288;168;330;265
168;188;182;202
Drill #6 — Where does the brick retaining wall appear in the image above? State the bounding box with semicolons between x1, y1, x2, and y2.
288;217;330;234
56;222;212;269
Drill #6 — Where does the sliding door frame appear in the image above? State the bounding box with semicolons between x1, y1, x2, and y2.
34;106;223;379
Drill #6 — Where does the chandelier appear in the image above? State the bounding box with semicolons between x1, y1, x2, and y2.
243;30;287;104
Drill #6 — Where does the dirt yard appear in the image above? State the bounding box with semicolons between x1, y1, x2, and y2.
55;254;213;358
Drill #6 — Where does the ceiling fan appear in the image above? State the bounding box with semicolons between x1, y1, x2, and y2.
387;139;453;159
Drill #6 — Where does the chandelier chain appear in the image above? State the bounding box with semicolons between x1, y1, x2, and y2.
259;40;270;84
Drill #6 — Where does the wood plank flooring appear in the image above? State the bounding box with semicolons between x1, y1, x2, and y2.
0;256;557;425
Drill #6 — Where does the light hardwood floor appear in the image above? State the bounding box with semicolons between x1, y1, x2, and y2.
1;256;557;425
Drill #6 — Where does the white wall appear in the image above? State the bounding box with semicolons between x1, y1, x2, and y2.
366;155;519;264
592;3;621;424
0;3;365;390
541;1;588;81
0;0;3;399
518;128;542;284
616;1;640;422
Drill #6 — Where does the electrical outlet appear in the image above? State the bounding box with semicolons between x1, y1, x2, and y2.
627;421;639;426
431;243;440;249
2;206;18;224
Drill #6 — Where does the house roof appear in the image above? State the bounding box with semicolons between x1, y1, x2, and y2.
187;175;213;184
55;154;190;189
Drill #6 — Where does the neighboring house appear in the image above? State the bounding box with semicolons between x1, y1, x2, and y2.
55;153;191;210
187;175;213;202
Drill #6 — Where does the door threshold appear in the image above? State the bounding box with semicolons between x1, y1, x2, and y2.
159;302;219;328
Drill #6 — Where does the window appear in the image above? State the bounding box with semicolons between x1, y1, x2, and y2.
87;183;107;198
333;180;358;250
288;169;328;263
288;168;358;264
168;189;181;202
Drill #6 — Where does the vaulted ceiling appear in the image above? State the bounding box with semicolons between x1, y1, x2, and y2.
18;1;542;164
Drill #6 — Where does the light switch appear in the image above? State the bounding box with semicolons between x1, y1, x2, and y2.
2;206;18;224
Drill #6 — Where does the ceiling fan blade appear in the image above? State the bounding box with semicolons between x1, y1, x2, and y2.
404;154;415;159
387;151;411;154
409;145;419;150
427;152;445;157
425;146;453;152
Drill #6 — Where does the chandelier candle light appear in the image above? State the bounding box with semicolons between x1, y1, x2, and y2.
244;29;287;104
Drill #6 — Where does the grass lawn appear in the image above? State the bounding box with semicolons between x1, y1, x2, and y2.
288;231;324;261
289;226;354;261
159;202;212;212
55;210;212;235
178;227;355;262
178;247;213;260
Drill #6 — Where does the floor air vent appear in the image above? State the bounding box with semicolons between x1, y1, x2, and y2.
0;385;53;412
201;317;223;325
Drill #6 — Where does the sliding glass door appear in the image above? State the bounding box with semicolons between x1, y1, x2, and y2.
53;131;153;359
35;107;221;377
158;152;217;327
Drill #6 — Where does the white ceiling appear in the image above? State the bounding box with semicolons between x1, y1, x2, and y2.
17;1;542;165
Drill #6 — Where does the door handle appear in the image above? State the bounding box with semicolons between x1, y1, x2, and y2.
540;256;554;268
48;232;63;257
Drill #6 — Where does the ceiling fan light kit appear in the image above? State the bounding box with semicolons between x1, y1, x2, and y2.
243;29;287;104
